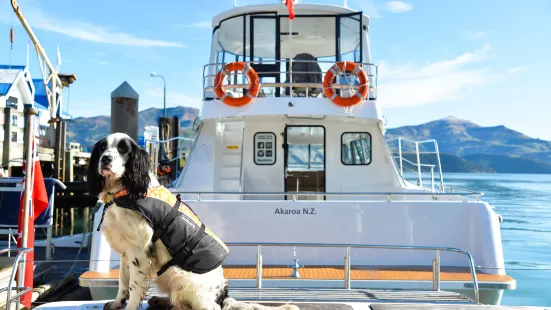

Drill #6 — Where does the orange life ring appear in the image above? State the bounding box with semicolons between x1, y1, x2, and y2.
214;62;260;107
323;61;369;107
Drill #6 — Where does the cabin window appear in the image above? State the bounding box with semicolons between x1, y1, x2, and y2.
209;12;366;99
341;132;372;165
254;132;276;165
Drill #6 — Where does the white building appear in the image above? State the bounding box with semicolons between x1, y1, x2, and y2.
0;64;72;174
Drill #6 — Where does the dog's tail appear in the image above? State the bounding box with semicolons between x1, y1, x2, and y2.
222;297;300;310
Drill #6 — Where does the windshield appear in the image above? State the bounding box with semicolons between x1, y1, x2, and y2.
206;12;372;99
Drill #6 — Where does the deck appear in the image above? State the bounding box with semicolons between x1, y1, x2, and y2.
32;288;545;310
79;265;515;290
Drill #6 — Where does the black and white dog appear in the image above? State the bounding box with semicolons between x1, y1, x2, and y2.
87;133;298;310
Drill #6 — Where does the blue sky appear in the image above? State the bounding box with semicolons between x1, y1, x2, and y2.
1;0;550;139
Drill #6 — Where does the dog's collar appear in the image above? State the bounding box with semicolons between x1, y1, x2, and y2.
103;189;129;204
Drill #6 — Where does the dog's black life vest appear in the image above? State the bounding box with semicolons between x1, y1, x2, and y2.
100;186;229;276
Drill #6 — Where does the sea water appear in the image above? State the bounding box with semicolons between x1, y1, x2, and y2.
438;173;551;307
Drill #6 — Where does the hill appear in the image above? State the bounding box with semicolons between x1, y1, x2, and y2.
66;106;199;150
386;116;551;163
386;116;551;174
66;108;551;174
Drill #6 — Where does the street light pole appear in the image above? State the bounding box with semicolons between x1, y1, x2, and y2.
150;72;168;161
150;72;166;118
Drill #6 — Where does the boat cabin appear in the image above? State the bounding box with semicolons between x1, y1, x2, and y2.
175;3;405;199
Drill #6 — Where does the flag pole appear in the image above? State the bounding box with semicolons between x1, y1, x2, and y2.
17;106;38;301
289;17;293;98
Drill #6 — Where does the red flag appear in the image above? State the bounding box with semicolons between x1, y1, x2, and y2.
286;0;295;20
16;127;49;309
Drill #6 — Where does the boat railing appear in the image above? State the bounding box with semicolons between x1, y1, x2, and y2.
201;60;378;101
392;137;444;191
171;189;484;201
0;247;34;310
144;137;195;168
225;241;479;304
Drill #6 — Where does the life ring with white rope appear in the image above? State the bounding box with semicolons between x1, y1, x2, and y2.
323;61;369;107
214;62;260;107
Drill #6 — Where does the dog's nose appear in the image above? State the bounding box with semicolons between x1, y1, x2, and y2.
100;156;112;166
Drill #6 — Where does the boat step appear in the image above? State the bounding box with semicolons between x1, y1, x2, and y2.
219;177;240;181
370;305;549;310
145;287;473;304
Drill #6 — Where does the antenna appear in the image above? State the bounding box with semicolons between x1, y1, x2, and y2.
344;0;348;7
56;45;62;72
234;0;237;7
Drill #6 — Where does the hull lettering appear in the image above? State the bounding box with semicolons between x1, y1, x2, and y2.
274;208;316;215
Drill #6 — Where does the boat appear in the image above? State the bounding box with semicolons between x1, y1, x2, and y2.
4;0;522;309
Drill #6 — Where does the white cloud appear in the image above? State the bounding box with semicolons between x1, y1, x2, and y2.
383;1;414;13
508;66;526;73
3;2;183;48
377;45;523;108
461;31;488;40
92;59;110;66
173;22;211;29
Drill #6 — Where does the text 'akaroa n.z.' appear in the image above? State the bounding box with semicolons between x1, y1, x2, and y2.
274;208;316;215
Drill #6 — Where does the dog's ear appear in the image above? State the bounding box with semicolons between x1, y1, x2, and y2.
86;139;105;197
122;142;151;200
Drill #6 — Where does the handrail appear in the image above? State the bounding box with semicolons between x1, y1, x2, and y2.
0;178;66;190
146;137;195;144
1;247;34;310
224;242;479;304
171;190;484;201
394;137;444;191
395;156;436;169
204;82;377;91
202;60;379;99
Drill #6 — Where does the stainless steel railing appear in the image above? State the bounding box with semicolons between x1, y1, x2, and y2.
145;137;196;178
393;137;444;191
0;247;34;310
171;189;484;201
202;60;379;100
225;242;479;304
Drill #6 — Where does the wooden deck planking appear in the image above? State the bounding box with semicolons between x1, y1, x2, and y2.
80;266;513;283
223;266;513;282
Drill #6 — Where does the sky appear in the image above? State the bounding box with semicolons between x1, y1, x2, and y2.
0;0;550;140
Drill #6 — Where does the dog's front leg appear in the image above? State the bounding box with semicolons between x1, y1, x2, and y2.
125;250;151;310
104;253;130;310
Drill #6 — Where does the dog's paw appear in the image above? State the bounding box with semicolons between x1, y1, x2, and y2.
103;299;126;310
147;296;174;309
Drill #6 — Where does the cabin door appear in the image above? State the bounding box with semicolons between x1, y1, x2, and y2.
283;125;326;200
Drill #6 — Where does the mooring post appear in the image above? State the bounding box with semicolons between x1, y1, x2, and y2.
111;81;139;142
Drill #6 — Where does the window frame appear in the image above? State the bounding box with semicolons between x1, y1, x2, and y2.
341;132;372;166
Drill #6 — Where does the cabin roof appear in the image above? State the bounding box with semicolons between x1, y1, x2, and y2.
211;3;370;28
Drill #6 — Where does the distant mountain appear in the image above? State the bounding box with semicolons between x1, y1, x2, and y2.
66;108;551;174
386;116;551;163
66;106;199;150
386;116;551;174
464;154;551;174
